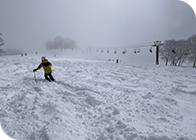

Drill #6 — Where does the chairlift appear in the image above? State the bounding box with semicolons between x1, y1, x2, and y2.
122;48;127;54
149;47;152;53
134;48;137;54
107;49;109;53
114;49;117;54
101;50;103;53
137;47;141;53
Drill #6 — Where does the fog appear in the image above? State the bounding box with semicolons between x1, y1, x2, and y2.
0;0;196;57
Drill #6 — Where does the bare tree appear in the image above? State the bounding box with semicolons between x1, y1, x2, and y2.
174;40;190;66
45;40;55;50
160;40;175;65
160;39;190;66
187;34;196;67
0;33;5;55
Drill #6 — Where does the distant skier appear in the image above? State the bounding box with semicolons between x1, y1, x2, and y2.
33;56;55;82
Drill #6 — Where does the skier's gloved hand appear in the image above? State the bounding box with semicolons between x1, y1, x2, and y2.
33;69;36;72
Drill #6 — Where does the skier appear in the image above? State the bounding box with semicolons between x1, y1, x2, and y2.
33;56;55;82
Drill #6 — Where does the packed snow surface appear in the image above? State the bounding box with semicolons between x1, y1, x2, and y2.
0;52;196;140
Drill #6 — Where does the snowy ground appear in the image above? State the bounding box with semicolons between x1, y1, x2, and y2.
0;51;196;140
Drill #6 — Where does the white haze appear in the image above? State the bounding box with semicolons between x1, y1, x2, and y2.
0;0;196;58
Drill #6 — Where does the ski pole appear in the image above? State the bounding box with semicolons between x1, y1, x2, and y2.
34;72;37;83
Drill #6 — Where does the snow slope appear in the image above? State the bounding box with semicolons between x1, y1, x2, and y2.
0;52;196;140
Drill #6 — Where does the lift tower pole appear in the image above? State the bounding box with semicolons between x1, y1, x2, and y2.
152;41;163;65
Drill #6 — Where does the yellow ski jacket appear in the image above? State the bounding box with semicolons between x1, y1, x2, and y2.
35;59;52;74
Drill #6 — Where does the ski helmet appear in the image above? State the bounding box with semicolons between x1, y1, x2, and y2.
41;56;45;61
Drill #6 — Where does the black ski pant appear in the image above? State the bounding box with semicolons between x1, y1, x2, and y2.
45;72;55;82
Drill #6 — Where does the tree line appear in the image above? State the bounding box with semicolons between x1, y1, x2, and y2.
45;36;77;51
160;34;196;67
0;33;5;55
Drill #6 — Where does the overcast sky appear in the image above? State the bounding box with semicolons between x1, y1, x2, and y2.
0;0;196;53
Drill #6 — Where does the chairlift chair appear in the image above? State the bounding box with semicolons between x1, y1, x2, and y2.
122;48;127;54
114;49;117;54
134;49;137;54
149;47;152;53
137;48;141;53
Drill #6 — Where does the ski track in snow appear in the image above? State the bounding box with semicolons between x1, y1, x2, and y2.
0;54;196;140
